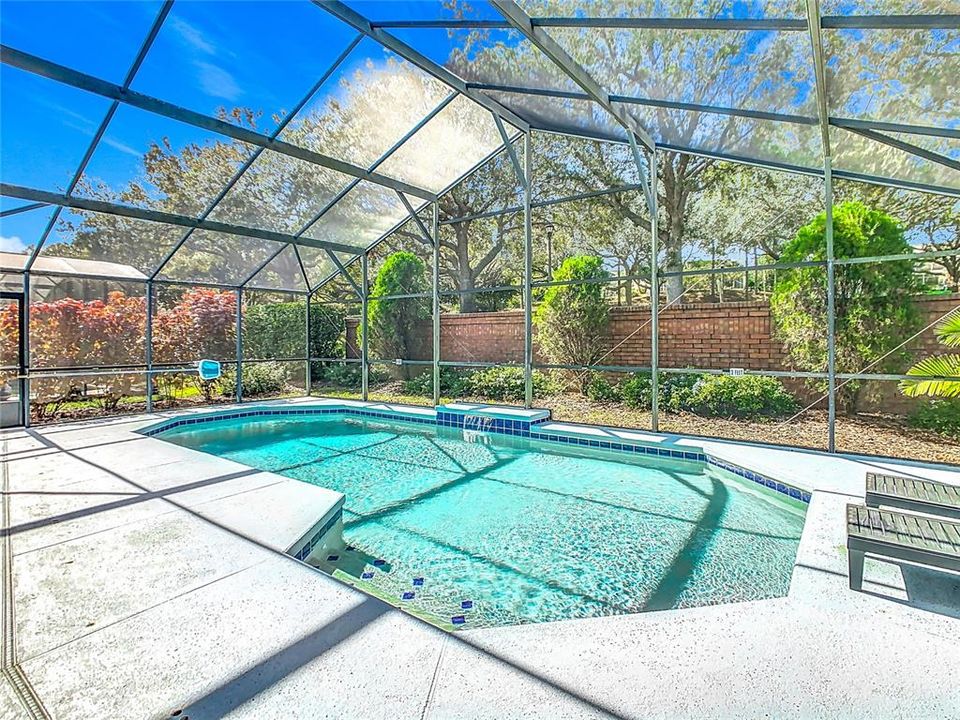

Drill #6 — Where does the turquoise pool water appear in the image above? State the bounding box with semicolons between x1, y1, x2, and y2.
159;414;806;628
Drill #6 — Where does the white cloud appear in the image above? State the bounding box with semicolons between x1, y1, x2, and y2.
170;17;215;55
102;137;143;158
195;61;241;101
0;235;26;253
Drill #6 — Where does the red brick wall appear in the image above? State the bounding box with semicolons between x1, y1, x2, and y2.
345;293;958;388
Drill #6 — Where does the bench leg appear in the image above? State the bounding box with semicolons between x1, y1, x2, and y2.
848;548;865;591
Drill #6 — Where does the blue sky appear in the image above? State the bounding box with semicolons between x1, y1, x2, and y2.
0;1;489;254
1;1;376;252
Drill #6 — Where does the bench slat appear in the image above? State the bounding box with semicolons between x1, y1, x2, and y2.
847;504;960;557
864;473;960;514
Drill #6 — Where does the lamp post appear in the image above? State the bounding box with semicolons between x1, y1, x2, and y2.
545;221;555;279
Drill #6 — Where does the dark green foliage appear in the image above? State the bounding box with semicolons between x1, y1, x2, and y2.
771;202;921;411
220;362;288;398
660;373;701;413
620;372;699;412
242;300;344;363
399;365;558;401
688;375;797;419
314;363;389;389
243;301;306;360
402;367;475;397
618;372;794;418
909;399;960;439
319;363;362;387
367;252;429;362
533;256;610;390
585;372;622;403
309;304;347;359
469;367;559;401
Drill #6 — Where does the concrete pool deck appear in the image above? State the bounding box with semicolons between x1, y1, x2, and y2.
2;397;959;719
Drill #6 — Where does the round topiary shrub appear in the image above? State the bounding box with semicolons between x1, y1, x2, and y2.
688;375;797;419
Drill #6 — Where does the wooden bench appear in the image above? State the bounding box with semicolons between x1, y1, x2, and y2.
865;472;960;520
847;504;960;591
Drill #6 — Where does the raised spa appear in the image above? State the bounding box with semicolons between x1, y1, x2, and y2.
156;411;806;629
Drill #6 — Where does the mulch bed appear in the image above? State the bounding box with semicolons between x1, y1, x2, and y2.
542;394;960;467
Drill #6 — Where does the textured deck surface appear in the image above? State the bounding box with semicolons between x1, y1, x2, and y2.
2;398;960;720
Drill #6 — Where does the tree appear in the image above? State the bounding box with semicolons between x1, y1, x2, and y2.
533;255;610;392
367;252;429;375
901;309;960;399
451;0;821;301
771;202;923;411
838;185;959;291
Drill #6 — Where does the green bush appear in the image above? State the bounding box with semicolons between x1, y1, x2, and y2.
533;255;610;391
771;201;921;411
660;373;701;413
466;367;558;402
620;372;653;410
688;375;797;419
320;363;362;387
402;367;475;397
367;252;429;366
243;301;344;360
220;362;288;398
909;399;960;439
620;372;699;412
585;372;622;403
316;363;389;388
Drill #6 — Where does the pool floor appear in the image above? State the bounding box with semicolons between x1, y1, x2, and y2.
159;415;806;629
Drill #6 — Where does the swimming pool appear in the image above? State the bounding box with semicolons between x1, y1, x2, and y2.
158;413;806;628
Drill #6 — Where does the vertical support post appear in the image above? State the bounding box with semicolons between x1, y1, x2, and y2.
145;281;154;413
825;157;837;452
523;132;533;409
305;291;312;396
21;271;30;428
650;148;660;433
361;252;369;401
432;201;441;406
235;288;243;403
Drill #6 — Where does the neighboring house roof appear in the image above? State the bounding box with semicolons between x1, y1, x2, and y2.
0;252;146;280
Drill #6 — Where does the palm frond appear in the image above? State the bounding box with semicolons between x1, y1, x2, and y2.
936;308;960;348
900;354;960;398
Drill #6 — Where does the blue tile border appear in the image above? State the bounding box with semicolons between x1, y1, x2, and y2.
142;404;809;505
291;507;343;562
706;455;811;504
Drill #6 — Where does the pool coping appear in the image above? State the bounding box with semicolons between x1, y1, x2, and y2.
140;400;811;505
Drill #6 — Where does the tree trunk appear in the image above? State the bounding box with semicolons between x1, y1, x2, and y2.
452;225;478;313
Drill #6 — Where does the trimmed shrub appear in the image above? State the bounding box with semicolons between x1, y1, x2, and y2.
243;301;305;359
585;372;622;403
909;399;960;439
315;363;389;388
220;362;288;398
243;300;345;381
467;367;558;402
621;372;653;410
533;255;610;392
660;373;701;413
367;252;429;370
688;375;797;419
319;363;362;387
620;372;699;412
402;367;475;397
772;201;921;411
